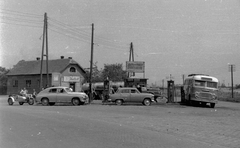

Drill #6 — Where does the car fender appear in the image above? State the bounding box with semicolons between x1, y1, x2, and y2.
8;96;15;102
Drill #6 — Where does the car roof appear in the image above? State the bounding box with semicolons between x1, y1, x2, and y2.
118;87;137;89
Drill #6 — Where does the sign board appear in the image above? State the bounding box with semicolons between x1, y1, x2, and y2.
64;76;80;82
126;61;145;73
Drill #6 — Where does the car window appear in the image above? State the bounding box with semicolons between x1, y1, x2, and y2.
131;89;138;93
49;88;57;93
58;88;65;93
120;89;130;93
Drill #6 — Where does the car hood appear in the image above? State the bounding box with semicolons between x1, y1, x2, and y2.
68;92;87;96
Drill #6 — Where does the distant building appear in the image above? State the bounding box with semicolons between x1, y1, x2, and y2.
6;56;86;94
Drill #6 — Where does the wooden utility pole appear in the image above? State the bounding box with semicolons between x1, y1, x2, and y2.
40;13;49;90
228;64;235;98
89;23;94;103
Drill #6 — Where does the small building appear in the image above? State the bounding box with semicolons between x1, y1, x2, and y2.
124;78;148;87
6;56;86;94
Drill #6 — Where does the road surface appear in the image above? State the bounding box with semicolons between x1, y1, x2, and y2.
1;95;239;148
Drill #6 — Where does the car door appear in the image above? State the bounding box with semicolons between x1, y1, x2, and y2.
130;88;142;103
56;88;69;102
48;88;58;102
119;89;131;102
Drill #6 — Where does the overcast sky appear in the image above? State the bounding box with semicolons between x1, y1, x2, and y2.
0;0;239;86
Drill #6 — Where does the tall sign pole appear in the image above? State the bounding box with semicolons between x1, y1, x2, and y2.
89;23;94;103
128;42;134;78
228;64;236;98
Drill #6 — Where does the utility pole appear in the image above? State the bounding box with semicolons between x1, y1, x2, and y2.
182;74;185;84
228;64;236;98
89;23;94;103
40;13;48;90
45;13;49;86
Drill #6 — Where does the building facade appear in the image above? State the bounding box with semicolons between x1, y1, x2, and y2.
7;56;86;94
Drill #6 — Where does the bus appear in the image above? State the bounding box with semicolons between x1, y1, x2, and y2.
181;74;219;108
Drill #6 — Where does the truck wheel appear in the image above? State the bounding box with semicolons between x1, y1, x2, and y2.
143;99;151;106
8;98;14;105
28;98;34;105
115;99;123;106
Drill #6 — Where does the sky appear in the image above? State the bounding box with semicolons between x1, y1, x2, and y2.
0;0;240;86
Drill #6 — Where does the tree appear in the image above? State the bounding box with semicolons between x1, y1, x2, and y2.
84;62;103;83
102;63;127;81
0;67;10;94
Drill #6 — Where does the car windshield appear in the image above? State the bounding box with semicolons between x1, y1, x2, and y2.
65;88;72;92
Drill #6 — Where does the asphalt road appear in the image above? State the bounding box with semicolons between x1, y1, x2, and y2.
0;95;239;148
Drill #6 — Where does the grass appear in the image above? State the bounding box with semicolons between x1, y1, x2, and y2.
218;88;240;103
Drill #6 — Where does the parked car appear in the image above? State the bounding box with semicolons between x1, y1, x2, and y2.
8;94;35;105
108;87;155;106
35;86;89;106
141;87;162;99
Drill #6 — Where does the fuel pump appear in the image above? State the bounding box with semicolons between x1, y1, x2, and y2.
103;78;110;103
167;80;175;103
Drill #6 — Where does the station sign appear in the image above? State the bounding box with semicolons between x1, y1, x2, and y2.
64;76;80;82
126;61;145;73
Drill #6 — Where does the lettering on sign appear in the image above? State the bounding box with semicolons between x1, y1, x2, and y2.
126;61;145;73
64;76;80;82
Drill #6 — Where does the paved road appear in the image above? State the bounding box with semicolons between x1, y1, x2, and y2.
0;95;239;148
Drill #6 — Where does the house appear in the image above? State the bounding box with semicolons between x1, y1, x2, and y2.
7;56;86;94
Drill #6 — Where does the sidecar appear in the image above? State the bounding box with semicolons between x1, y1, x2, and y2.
8;94;35;105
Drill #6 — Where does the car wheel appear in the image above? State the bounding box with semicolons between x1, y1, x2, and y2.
49;102;55;106
19;102;24;105
143;99;151;106
8;98;14;105
72;98;80;106
115;99;123;106
210;103;215;108
41;98;49;106
28;98;34;105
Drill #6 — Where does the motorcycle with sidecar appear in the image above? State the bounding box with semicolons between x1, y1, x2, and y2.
8;94;35;105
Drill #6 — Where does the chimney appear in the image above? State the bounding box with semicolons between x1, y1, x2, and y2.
60;56;64;59
36;57;40;60
68;57;72;59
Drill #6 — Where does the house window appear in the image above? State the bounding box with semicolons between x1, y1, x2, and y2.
26;80;31;88
69;67;76;73
13;80;18;87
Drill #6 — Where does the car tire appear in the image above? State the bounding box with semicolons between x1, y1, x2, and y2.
41;98;49;106
28;98;34;105
143;99;151;106
72;98;80;106
115;99;123;106
8;98;14;105
49;102;55;106
210;103;215;108
19;102;24;105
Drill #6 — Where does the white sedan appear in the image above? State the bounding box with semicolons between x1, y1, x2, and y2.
36;86;89;106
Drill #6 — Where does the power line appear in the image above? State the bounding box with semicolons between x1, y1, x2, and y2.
0;8;42;17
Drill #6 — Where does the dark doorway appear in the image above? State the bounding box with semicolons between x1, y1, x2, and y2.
69;83;75;92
